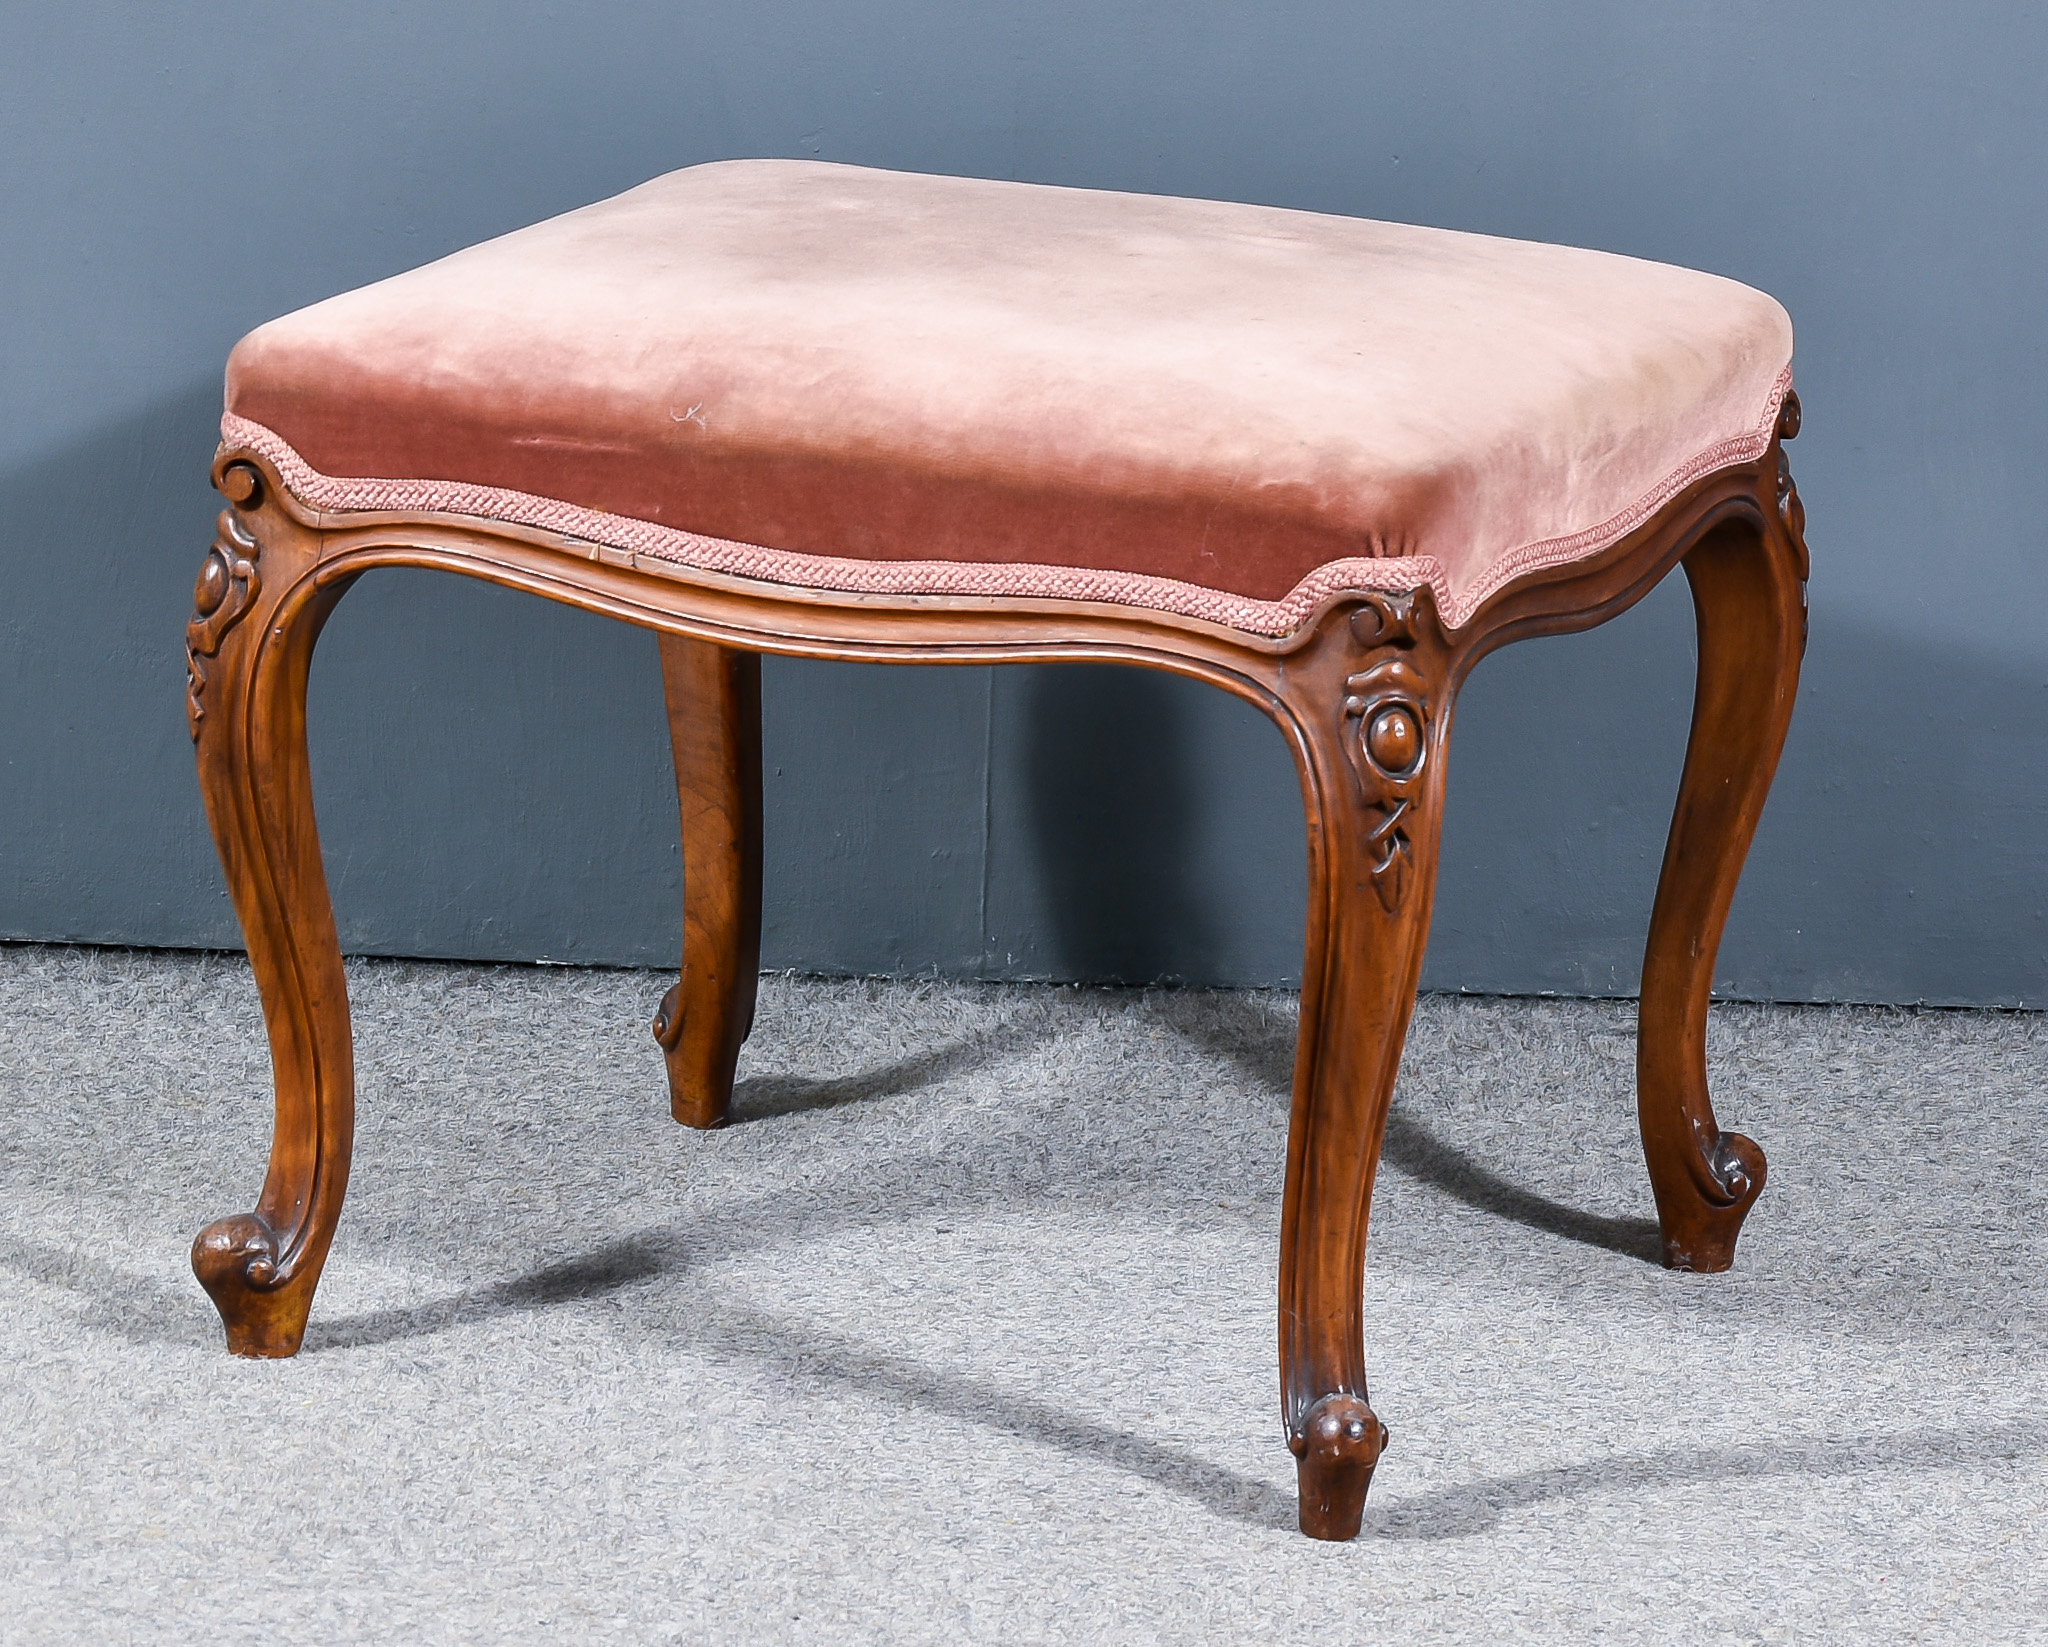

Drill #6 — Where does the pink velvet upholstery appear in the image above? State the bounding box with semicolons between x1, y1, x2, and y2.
224;160;1792;634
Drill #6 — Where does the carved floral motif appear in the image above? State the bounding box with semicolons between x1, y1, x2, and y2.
186;478;264;740
1775;391;1808;569
1773;391;1811;649
1339;595;1432;913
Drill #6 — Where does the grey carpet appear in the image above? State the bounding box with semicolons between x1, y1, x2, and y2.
1;944;2043;1644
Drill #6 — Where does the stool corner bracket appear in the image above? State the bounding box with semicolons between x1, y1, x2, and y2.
1330;586;1451;916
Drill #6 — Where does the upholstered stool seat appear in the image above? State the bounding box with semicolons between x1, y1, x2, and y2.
187;159;1809;1542
224;160;1791;633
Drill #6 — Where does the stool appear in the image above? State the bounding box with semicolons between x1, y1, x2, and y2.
187;160;1806;1540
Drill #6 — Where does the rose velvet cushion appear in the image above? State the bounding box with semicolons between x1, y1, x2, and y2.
223;158;1792;635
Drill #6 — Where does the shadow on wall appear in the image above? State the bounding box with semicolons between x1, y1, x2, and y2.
981;574;2048;1003
2;380;2047;1002
1428;571;2048;1005
1016;664;1224;983
983;658;1309;984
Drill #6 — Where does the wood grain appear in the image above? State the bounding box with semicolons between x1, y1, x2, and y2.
188;461;360;1356
653;635;763;1129
188;421;1807;1536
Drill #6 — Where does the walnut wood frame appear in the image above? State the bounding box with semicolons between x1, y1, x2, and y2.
186;400;1807;1541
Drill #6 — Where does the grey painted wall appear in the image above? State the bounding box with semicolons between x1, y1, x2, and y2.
3;3;2045;1002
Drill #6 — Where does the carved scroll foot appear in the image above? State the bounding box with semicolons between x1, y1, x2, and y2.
191;1212;318;1357
1291;1394;1390;1540
1657;1130;1767;1272
655;635;763;1130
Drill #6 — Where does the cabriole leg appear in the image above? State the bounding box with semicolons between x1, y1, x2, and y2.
187;459;357;1356
652;634;763;1129
1276;595;1454;1539
1637;415;1809;1271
